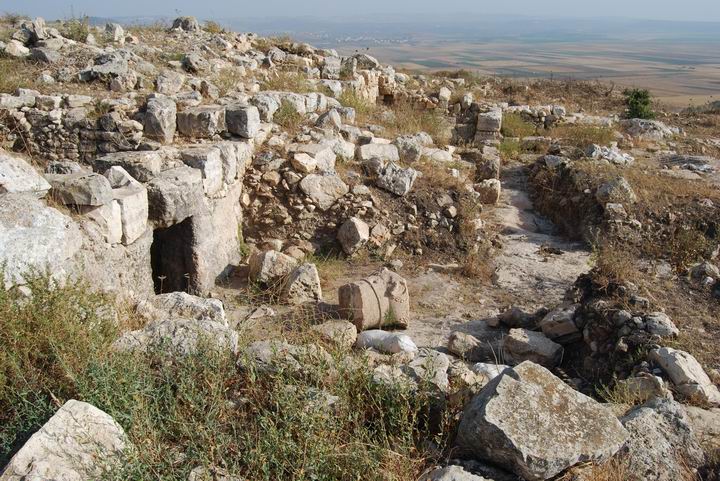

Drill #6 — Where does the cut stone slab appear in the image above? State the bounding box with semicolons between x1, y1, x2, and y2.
0;149;51;197
0;400;127;480
113;184;148;245
177;105;226;138
113;318;239;356
181;145;224;196
649;347;720;405
456;361;629;481
0;194;82;287
146;166;206;228
339;268;410;330
477;109;503;132
46;172;113;206
281;263;322;305
502;328;563;368
337;217;370;255
248;250;299;284
225;104;260;139
356;143;400;163
95;151;164;183
299;174;349;211
143;96;177;144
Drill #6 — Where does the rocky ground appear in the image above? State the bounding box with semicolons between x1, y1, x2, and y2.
0;13;719;481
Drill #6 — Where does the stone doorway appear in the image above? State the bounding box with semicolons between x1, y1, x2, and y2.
150;217;197;294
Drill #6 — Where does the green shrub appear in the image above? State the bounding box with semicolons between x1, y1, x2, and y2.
0;273;117;463
204;20;224;34
501;112;537;138
623;88;655;120
1;274;450;478
273;100;304;131
498;138;521;160
78;344;440;480
61;16;90;42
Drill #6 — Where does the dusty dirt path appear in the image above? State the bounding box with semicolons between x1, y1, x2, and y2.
491;164;591;305
403;162;592;349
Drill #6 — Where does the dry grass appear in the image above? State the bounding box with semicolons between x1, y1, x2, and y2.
339;92;451;145
549;123;616;148
261;70;313;93
589;243;641;292
212;67;246;96
0;57;40;94
597;378;648;406
563;456;631;481
501;112;538;138
384;102;452;146
621;165;720;206
414;159;469;191
498;139;522;161
339;90;377;120
253;35;293;54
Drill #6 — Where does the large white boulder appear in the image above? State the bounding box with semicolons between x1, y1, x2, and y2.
620;398;705;481
355;330;418;355
649;347;720;405
0;149;51;198
248;250;299;284
0;400;128;480
502;328;563;368
113;318;239;356
0;194;82;287
299;174;348;211
143;96;177;144
456;361;629;480
281;263;322;305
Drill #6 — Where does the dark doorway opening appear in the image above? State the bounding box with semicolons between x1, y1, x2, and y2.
151;217;196;294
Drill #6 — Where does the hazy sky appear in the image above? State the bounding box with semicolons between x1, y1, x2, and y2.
4;0;720;22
